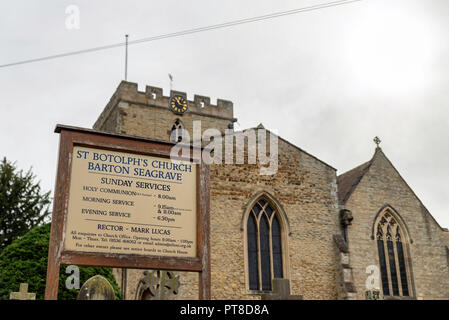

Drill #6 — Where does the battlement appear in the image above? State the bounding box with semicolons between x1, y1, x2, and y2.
118;80;233;116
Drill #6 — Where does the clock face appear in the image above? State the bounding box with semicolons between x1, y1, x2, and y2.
169;95;188;114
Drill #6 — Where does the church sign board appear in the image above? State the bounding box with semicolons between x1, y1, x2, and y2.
45;125;210;299
65;146;197;257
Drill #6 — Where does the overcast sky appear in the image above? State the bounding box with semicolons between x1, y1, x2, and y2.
1;0;448;227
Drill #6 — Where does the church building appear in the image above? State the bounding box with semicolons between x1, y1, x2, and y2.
93;81;449;299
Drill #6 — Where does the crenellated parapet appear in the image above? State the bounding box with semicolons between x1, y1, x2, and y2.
144;84;234;119
94;80;237;137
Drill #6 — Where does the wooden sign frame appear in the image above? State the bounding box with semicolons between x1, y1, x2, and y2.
45;125;210;300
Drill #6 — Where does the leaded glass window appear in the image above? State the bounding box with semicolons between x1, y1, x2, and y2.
375;211;411;297
247;198;284;291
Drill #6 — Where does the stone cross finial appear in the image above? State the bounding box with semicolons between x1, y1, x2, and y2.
261;278;302;300
373;136;381;148
10;283;36;300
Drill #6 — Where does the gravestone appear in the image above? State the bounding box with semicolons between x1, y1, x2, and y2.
135;270;180;300
10;283;36;300
77;275;115;300
261;278;302;300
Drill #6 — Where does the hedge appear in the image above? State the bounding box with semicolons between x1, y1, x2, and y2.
0;223;122;300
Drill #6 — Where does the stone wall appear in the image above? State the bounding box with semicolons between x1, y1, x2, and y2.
204;133;341;299
109;130;342;300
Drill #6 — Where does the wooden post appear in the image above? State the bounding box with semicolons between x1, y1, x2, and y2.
198;163;211;299
45;130;72;300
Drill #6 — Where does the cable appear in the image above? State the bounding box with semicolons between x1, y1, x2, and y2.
0;0;362;69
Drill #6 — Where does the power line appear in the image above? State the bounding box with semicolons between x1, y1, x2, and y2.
0;0;362;69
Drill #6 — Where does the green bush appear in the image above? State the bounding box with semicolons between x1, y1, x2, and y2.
0;223;122;300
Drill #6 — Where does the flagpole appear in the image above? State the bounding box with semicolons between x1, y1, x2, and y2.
125;34;129;81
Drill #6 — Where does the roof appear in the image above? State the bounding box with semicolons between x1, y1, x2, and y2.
337;158;373;205
231;126;337;171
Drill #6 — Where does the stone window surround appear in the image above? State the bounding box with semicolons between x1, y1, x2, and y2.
241;190;291;295
168;118;185;143
373;205;416;299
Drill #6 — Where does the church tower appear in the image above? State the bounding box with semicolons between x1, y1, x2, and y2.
93;81;237;142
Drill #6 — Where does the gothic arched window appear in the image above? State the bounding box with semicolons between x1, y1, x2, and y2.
375;210;412;297
170;119;184;143
246;198;284;292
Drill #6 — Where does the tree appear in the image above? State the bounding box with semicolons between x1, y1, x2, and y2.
0;157;51;252
0;223;122;300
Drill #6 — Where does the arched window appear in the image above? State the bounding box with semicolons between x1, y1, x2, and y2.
170;119;184;143
246;198;285;291
375;209;412;297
